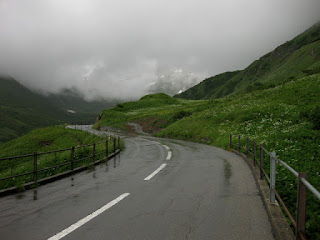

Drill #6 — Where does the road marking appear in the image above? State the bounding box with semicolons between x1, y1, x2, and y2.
47;193;130;240
144;164;167;181
166;151;172;160
163;145;170;150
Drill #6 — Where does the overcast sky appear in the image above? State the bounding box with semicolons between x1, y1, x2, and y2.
0;0;319;100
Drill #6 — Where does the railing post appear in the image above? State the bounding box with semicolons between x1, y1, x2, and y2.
260;144;264;180
246;137;249;157
238;135;241;152
106;139;109;159
71;147;75;171
253;140;256;166
229;134;232;149
296;172;307;240
93;143;96;164
113;137;116;153
118;136;120;150
270;152;276;204
33;152;38;183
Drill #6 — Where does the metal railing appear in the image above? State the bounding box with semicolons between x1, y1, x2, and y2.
230;134;320;240
0;136;121;191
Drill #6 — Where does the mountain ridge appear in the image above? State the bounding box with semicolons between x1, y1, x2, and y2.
176;21;320;100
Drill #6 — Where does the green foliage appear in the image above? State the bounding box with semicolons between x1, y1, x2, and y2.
173;110;192;120
97;74;320;238
176;22;320;100
0;76;115;145
0;125;119;190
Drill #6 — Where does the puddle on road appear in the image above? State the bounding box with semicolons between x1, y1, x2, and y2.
15;193;25;200
223;159;232;184
33;190;37;200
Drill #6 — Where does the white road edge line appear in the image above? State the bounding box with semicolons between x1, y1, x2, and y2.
144;163;167;181
47;193;130;240
166;151;172;160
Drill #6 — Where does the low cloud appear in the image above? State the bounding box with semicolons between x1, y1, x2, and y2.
0;0;319;100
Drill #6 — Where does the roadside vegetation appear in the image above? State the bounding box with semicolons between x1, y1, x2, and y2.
0;125;121;190
95;74;320;238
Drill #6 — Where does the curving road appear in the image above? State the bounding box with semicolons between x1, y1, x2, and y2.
0;126;274;240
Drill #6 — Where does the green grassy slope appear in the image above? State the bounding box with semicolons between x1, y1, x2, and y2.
0;76;67;144
175;71;240;99
94;93;209;132
0;76;115;144
176;22;320;100
0;125;117;190
96;74;320;238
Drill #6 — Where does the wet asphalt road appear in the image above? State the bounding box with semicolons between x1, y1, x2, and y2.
0;126;274;240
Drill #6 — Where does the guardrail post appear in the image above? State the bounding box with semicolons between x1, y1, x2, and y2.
246;137;249;157
229;134;232;149
71;147;75;171
106;140;109;158
113;137;116;153
260;144;264;180
33;152;38;183
270;152;276;204
296;172;307;240
238;135;241;152
253;140;256;166
93;143;96;164
118;136;120;150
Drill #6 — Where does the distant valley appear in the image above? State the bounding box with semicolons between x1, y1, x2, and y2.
0;76;118;144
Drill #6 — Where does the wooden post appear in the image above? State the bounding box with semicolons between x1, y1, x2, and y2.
229;134;232;149
296;172;307;240
238;135;241;152
71;147;75;171
93;143;96;164
246;137;249;157
260;144;264;180
106;140;109;159
33;152;38;183
118;136;120;150
270;152;276;204
113;137;116;153
253;140;256;166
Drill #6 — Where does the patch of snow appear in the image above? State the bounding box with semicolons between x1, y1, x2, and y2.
67;109;76;114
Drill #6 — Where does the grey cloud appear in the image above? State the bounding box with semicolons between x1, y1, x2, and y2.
0;0;319;100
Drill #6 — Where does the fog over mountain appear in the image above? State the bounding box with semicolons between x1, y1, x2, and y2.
0;0;319;100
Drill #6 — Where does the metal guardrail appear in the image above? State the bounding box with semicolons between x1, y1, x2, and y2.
230;134;320;240
0;136;121;190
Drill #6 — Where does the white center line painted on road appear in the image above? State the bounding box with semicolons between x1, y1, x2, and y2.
163;145;170;150
166;151;172;160
47;193;130;240
144;163;167;181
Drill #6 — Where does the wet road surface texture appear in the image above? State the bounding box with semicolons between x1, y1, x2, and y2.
0;126;274;240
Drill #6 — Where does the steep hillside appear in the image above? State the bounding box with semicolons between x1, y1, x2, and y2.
96;73;320;238
176;71;240;99
0;76;65;144
0;76;116;144
176;21;320;100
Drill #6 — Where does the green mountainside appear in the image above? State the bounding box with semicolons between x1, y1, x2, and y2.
95;73;320;238
176;22;320;100
0;76;116;144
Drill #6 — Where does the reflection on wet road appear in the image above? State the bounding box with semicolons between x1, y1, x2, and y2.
0;126;275;240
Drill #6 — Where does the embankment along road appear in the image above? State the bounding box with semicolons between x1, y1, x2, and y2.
0;125;274;240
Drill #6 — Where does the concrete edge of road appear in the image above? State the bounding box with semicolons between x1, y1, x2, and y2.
0;150;121;197
231;149;295;240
